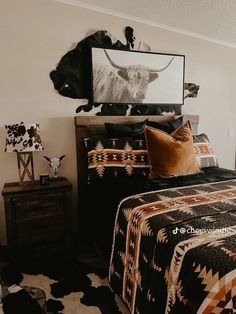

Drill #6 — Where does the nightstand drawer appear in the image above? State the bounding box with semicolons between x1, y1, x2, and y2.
17;214;65;245
15;194;64;220
2;178;72;259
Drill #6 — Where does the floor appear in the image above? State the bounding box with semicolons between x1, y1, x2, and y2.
0;250;130;314
20;272;130;314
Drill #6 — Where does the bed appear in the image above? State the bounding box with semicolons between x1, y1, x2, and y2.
74;115;236;313
74;115;199;259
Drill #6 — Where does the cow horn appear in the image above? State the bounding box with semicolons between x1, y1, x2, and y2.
104;49;128;70
149;57;174;72
43;156;51;162
59;155;66;161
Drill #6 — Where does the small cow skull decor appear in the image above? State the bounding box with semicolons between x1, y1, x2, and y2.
43;155;66;178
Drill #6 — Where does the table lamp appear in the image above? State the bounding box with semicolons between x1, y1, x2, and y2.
5;122;44;185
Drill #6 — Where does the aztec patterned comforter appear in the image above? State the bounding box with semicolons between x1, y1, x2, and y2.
109;178;236;314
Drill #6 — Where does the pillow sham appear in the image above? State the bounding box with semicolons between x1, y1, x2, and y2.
146;116;183;134
105;116;183;139
84;137;149;181
104;120;147;139
145;122;202;179
193;133;218;168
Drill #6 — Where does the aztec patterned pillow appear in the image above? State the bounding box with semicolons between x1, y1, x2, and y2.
193;133;218;168
84;137;149;181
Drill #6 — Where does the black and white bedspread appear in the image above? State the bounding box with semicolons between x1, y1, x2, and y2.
86;167;236;260
109;174;236;313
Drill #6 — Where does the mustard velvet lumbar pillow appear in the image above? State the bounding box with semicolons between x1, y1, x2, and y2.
145;122;202;179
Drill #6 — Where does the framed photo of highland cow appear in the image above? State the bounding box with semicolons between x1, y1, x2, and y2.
91;47;185;107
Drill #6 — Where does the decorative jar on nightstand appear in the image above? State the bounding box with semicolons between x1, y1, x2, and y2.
2;177;72;260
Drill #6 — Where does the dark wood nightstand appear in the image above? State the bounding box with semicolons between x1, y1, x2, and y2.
2;178;72;260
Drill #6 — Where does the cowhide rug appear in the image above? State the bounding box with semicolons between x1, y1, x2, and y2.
1;258;129;314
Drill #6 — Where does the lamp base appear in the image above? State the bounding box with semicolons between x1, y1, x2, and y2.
17;152;35;185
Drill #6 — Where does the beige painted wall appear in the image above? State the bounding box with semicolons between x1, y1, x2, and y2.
0;0;235;244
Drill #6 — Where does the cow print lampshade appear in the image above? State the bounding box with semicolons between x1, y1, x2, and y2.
4;122;43;185
5;122;43;152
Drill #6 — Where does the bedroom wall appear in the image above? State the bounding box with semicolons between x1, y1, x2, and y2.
0;0;235;244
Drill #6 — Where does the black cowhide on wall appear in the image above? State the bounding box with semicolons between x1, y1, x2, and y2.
50;27;135;115
50;27;199;116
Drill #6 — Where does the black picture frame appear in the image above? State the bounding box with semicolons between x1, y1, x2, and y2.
91;47;185;106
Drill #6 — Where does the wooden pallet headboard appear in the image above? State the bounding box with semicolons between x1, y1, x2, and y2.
74;115;199;188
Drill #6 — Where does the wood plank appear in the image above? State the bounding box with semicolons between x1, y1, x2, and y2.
74;115;199;127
